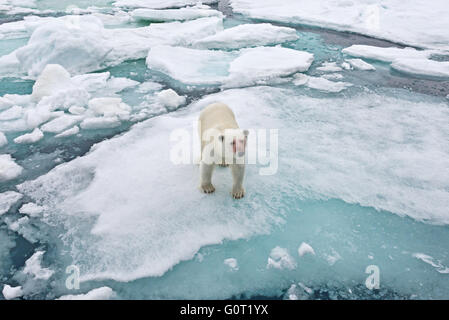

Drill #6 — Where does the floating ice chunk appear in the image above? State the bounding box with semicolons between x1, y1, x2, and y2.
156;89;186;111
136;81;164;94
40;115;83;134
286;282;313;300
147;45;313;87
114;0;217;9
132;7;222;22
223;258;239;271
80;117;121;130
0;155;23;182
68;106;86;115
0;191;23;215
316;61;342;72
55;126;80;138
391;59;449;80
194;23;298;49
19;202;44;217
88;98;131;118
2;285;23;300
57;287;116;300
298;242;315;257
345;58;376;71
31;64;72;102
14;128;43;144
412;253;449;274
227;47;314;87
23;251;54;280
294;75;352;93
147;45;233;86
324;249;342;266
342;45;432;63
0;131;7;147
322;73;344;80
0;105;23;121
230;0;449;50
267;247;296;270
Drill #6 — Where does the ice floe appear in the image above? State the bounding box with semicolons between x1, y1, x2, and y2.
193;23;298;49
13;128;43;144
345;58;376;71
298;242;315;257
2;284;23;300
55;126;80;138
230;0;449;50
342;45;432;63
0;191;22;215
293;74;352;93
114;0;217;9
0;131;7;147
57;287;116;300
223;258;239;271
19;202;44;217
391;59;449;80
156;89;186;111
131;7;222;22
23;251;54;280
0;155;23;181
267;247;296;270
316;61;342;72
147;45;313;87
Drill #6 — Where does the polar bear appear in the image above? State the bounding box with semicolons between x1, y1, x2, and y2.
198;103;248;199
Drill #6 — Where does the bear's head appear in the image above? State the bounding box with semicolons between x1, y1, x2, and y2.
219;129;249;163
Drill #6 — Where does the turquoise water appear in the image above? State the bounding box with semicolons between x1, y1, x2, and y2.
0;1;448;300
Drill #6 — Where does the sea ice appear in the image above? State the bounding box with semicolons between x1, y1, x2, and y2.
193;23;298;49
230;0;449;50
0;105;23;121
156;89;186;111
80;117;121;130
0;154;23;181
391;59;449;80
131;7;222;22
0;191;23;215
2;285;23;300
267;247;297;270
114;0;217;9
316;62;342;72
87;98;131;119
298;242;315;257
19;202;44;217
57;287;116;300
345;58;376;71
342;45;432;63
23;251;54;280
40;115;83;134
0;131;7;147
147;46;313;87
55;126;80;138
293;74;352;93
224;258;239;271
13;128;44;144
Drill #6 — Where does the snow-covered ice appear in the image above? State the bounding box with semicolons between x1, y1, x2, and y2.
342;45;432;63
0;155;23;182
267;247;297;270
224;258;239;271
156;89;186;111
2;285;23;300
0;131;7;147
147;46;313;87
0;191;23;215
23;251;54;280
345;59;375;71
316;62;342;72
131;7;222;22
293;74;352;93
230;0;449;50
57;287;116;300
14;128;44;144
114;0;217;9
55;126;80;138
391;59;449;80
194;23;298;49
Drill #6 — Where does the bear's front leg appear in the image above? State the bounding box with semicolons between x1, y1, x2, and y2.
200;161;215;194
231;164;245;199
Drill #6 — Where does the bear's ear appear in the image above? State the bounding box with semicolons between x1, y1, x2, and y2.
243;129;249;136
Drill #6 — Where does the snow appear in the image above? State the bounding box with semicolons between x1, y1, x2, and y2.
346;58;376;71
0;131;7;147
2;285;23;300
57;287;116;300
31;64;73;102
0;155;23;182
223;258;239;271
156;89;186;111
23;251;54;280
55;126;80;138
14;128;44;144
0;191;23;215
391;59;449;80
267;246;296;270
131;7;222;22
0;106;23;121
294;74;352;93
147;46;313;87
342;45;432;63
298;242;315;257
114;0;217;9
193;23;298;49
230;0;449;50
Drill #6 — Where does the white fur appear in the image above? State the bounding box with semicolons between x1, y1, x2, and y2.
198;103;248;199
